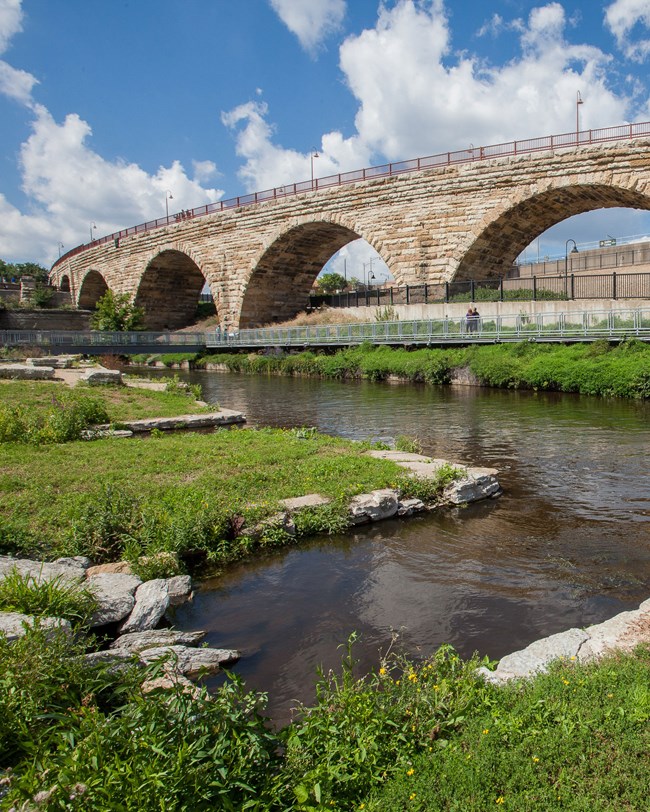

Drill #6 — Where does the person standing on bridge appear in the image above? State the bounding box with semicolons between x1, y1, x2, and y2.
466;306;474;333
472;307;480;332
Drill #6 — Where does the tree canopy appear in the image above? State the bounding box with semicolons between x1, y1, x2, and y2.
315;272;348;294
0;260;49;284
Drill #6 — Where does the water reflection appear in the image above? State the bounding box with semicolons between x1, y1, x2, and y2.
146;369;650;723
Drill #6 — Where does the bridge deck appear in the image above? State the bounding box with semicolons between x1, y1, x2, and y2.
2;308;649;354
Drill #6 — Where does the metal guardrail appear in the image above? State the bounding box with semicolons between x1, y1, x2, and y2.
0;330;206;354
310;271;650;310
207;308;650;349
52;120;650;271
2;309;650;354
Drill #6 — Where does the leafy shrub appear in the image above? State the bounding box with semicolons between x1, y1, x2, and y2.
283;638;487;809
0;393;109;444
90;290;145;331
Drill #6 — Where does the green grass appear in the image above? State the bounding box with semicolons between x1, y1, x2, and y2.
0;379;213;426
201;339;650;399
366;647;650;811
0;426;416;567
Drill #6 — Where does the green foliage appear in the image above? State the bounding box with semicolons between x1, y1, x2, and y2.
449;287;568;302
0;567;97;625
164;373;203;401
316;272;348;294
395;435;423;454
0;392;109;444
1;628;282;811
292;502;351;537
284;638;487;809
158;352;200;366
195;300;217;319
0;259;49;283
397;464;462;503
375;305;399;322
90;290;145;331
28;281;55;308
0;518;40;557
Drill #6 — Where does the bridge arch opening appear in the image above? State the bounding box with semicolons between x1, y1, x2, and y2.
78;270;109;310
135;250;208;330
239;221;368;328
58;274;71;293
455;184;650;282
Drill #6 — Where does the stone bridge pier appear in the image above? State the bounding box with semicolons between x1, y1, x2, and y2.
51;134;650;330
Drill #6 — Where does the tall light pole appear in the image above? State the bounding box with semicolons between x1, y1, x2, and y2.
576;91;584;141
364;257;376;288
310;147;319;190
89;222;97;242
57;242;64;258
165;190;173;220
565;239;578;297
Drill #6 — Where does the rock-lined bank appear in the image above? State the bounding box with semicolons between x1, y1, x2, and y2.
0;555;240;685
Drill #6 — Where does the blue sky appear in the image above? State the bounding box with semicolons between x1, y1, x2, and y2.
2;0;650;278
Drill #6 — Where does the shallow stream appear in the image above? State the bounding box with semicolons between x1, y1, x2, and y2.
148;370;650;723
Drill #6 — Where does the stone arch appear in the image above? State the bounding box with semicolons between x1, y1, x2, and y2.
135;248;208;330
454;183;650;281
59;274;70;293
238;218;367;328
77;270;109;309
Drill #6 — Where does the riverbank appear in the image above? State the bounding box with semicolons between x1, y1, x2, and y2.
195;339;650;399
2;593;649;810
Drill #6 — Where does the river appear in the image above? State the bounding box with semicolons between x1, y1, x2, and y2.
154;370;650;724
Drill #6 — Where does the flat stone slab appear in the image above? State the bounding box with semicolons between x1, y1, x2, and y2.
0;364;55;380
349;488;399;524
110;629;207;654
138;644;241;676
94;408;246;433
0;555;89;585
81;367;123;385
26;355;80;368
279;493;331;511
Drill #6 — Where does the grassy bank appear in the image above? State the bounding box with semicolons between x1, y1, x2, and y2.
0;394;449;571
199;339;650;399
2;624;648;810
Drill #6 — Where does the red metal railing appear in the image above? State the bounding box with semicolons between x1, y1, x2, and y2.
52;121;650;270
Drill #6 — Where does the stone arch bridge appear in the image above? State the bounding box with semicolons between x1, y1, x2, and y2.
50;123;650;331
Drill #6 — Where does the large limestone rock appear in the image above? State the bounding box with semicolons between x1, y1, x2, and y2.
119;579;170;634
0;555;89;585
349;488;399;524
166;575;193;607
81;366;123;386
0;364;55;380
110;629;206;654
478;597;650;685
443;467;501;505
0;610;72;642
138;644;240;677
87;572;142;626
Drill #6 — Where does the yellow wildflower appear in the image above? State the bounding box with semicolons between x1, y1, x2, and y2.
482;729;489;735
496;797;505;805
407;768;415;776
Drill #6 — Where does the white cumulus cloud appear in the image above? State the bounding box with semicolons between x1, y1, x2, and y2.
269;0;346;54
605;0;650;61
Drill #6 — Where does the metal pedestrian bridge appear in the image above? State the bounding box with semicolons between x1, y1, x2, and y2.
2;308;650;355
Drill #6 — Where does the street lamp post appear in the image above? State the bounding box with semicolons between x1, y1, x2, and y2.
165;190;173;220
89;222;97;242
57;242;64;258
576;91;583;141
310;148;319;190
565;239;578;297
